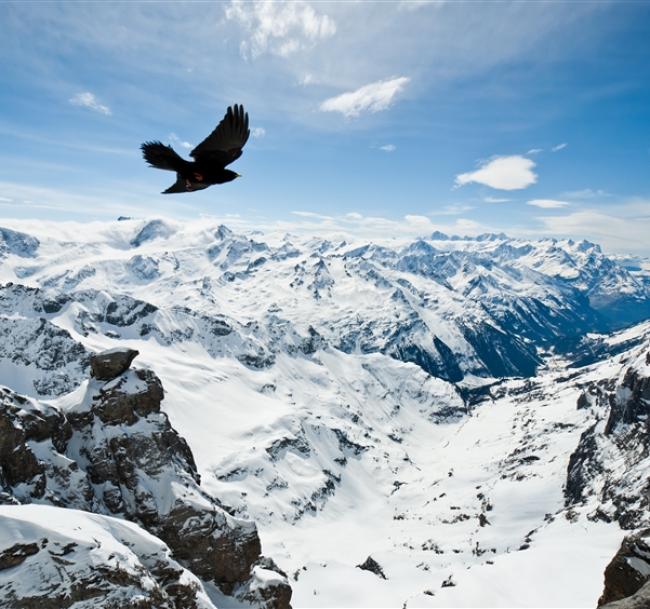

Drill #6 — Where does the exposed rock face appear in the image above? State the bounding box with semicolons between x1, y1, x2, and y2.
0;351;291;608
90;347;139;380
356;556;387;580
599;530;650;608
565;348;650;529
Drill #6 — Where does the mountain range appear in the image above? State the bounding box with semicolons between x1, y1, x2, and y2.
0;217;648;608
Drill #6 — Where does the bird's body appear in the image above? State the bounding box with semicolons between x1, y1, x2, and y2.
141;104;250;194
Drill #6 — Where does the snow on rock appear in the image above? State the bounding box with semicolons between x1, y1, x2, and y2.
0;284;90;397
130;219;176;247
599;529;650;608
0;353;291;608
0;503;217;609
565;340;650;529
0;219;648;386
0;227;39;258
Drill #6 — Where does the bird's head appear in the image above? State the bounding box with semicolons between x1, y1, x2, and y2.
223;169;242;183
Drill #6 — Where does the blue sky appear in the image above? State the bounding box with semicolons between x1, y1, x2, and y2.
1;1;649;253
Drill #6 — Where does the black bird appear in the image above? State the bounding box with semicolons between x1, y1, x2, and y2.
141;104;250;194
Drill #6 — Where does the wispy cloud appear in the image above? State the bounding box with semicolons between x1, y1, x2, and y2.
399;0;447;11
534;202;650;254
168;133;193;150
455;155;537;191
251;127;266;138
69;91;111;116
291;210;334;220
225;0;336;59
484;196;511;203
561;188;609;199
551;142;567;152
527;198;569;209
279;210;490;240
320;76;410;118
431;204;476;216
526;148;543;155
379;144;396;152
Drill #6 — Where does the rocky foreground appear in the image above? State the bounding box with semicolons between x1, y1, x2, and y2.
0;348;291;609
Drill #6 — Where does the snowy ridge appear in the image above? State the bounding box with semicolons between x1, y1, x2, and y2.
1;218;649;396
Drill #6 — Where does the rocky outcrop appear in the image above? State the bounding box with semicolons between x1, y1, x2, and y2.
89;347;139;380
599;530;650;608
0;349;291;609
565;348;650;529
356;556;387;580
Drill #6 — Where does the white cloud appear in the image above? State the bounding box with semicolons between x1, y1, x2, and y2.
225;0;336;59
455;155;537;191
291;210;334;220
535;203;650;255
526;148;543;155
405;214;432;226
455;218;482;231
320;76;410;118
168;133;193;150
379;144;396;152
251;127;266;138
484;196;510;203
527;199;570;209
552;142;567;152
69;91;111;116
345;212;363;220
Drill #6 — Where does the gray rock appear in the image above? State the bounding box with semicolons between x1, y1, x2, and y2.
0;365;292;609
90;348;139;380
600;581;650;609
599;530;650;607
356;556;387;580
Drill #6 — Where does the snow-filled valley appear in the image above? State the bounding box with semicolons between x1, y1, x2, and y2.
0;217;649;608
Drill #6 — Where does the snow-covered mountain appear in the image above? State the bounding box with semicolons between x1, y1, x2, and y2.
0;217;649;608
1;218;649;394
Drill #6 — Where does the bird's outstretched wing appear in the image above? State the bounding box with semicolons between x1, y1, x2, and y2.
190;104;250;167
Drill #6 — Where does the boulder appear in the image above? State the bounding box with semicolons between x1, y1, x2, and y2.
90;347;139;380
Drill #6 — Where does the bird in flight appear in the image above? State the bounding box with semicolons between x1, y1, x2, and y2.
141;104;250;194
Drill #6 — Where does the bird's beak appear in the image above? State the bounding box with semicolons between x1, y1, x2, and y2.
235;173;242;178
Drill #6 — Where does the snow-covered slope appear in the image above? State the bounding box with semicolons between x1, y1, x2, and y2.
0;217;649;607
0;504;217;609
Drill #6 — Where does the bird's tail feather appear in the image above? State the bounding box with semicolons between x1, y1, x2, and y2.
141;141;185;172
162;175;188;194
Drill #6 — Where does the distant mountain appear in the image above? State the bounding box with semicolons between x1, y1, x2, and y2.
1;219;649;396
